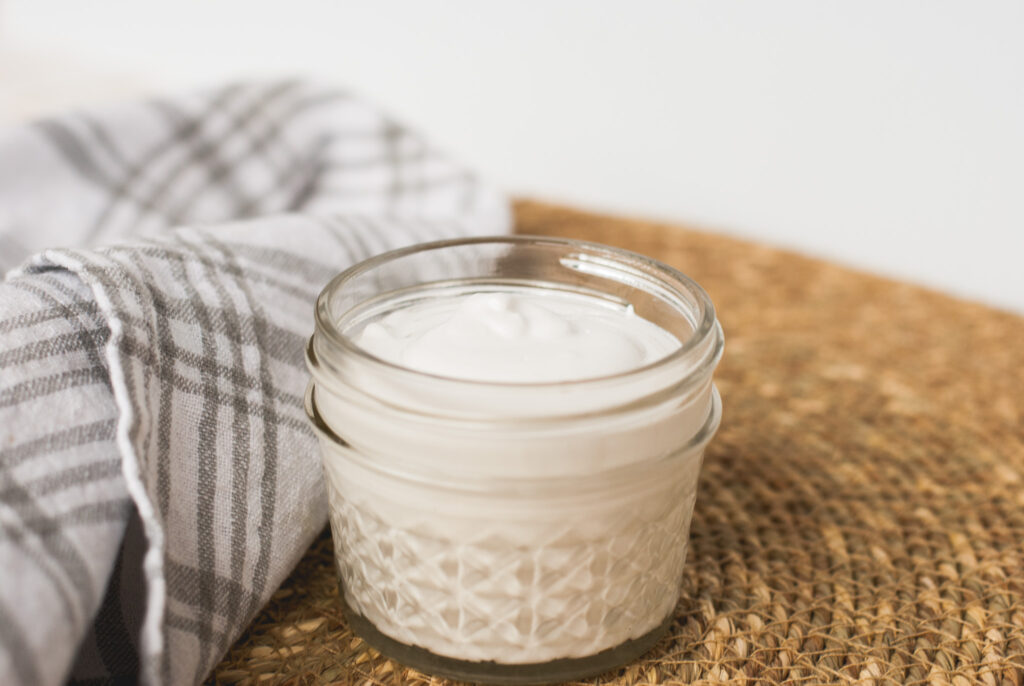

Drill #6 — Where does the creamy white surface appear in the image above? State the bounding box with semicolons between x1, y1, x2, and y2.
354;291;681;382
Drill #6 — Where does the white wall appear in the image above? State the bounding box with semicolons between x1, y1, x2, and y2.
2;1;1022;312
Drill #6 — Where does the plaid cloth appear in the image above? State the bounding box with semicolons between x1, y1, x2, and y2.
0;81;510;686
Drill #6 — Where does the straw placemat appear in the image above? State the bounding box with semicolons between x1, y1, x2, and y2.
209;201;1024;685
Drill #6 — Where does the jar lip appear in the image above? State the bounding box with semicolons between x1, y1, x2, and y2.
314;234;721;389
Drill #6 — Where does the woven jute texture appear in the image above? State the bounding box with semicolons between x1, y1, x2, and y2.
209;201;1024;685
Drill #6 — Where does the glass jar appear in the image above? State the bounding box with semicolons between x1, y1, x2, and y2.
305;236;724;684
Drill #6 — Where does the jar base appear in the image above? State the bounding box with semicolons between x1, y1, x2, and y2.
338;586;674;685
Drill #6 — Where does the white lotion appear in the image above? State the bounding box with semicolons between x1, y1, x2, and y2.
354;291;681;383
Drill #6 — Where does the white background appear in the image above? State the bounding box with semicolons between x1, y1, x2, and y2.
1;1;1022;312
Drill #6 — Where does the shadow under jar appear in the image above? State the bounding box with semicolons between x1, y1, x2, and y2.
305;236;724;684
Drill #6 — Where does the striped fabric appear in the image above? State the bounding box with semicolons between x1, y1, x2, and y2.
0;81;510;686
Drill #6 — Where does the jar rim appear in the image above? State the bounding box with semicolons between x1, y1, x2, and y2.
313;234;722;390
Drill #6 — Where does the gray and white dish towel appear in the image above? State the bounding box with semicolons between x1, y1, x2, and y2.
0;81;510;686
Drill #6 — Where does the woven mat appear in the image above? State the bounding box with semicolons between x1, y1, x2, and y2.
209;201;1024;685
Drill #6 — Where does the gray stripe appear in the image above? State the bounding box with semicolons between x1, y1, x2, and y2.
145;292;307;367
212;242;338;284
0;365;109;409
0;595;42;685
201;233;279;635
6;276;110;386
0;517;80;628
0;327;108;368
33;118;119;191
166;240;221;682
31;270;96;304
216;119;387;217
244;99;411;213
116;337;307;433
61;114;127;186
10;271;91;310
79;112;130;170
177;232;252;675
0;299;100;335
87;84;244;238
127;256;177;521
116;338;305;426
15;499;131;531
280;136;328;213
164;610;208;640
34;114;266;246
119;249;305;403
137;82;298;231
236;128;430;217
11;458;122;498
50;247;308;369
0;419;117;468
163;85;332;224
0;472;99;624
130;243;321;302
164;560;261;619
